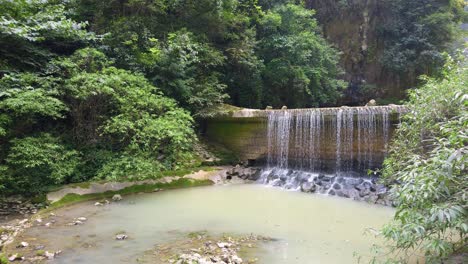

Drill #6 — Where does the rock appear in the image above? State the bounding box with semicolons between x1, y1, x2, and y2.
375;184;388;195
328;190;336;196
77;217;87;221
115;234;128;240
217;242;232;248
34;245;45;250
153;188;162;192
366;99;377;106
332;183;341;190
281;105;287;110
94;202;103;206
8;253;23;261
17;241;29;248
300;182;316;193
265;106;273;110
112;194;122;201
44;251;55;259
365;194;379;203
335;190;345;197
359;189;371;197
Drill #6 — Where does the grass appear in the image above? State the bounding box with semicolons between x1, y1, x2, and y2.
37;178;213;216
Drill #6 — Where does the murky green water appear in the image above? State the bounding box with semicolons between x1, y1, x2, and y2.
26;184;395;263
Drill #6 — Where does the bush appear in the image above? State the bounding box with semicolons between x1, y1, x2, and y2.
377;56;467;262
3;133;81;195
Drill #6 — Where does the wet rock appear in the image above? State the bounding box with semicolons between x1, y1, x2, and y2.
115;234;128;240
77;217;87;222
328;190;336;196
332;183;341;190
375;184;388;195
335;190;345;197
112;194;123;201
300;182;316;193
94;202;103;206
336;177;345;184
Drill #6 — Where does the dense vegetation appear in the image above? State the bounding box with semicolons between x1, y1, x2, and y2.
306;0;465;102
377;56;467;262
0;0;348;196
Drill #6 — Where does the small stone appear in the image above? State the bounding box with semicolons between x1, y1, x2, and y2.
44;251;55;259
19;219;28;225
281;105;287;110
77;217;87;221
94;202;103;206
35;218;43;223
366;99;377;106
18;241;29;248
332;183;341;190
112;194;122;201
153;188;162;192
115;234;128;240
217;242;232;248
8;254;19;261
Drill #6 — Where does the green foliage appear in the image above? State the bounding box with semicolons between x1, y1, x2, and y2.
380;0;464;78
0;47;198;195
0;0;91;72
258;3;347;107
73;0;345;110
376;56;467;262
151;30;228;115
0;73;67;120
3;133;81;195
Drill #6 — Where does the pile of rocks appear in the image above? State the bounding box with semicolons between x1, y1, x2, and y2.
225;165;261;182
0;219;31;250
0;197;44;218
139;232;271;264
259;169;394;206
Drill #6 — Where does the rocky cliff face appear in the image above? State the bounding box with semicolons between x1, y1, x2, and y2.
306;0;407;104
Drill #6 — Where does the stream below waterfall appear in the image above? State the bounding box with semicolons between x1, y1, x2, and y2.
16;184;399;263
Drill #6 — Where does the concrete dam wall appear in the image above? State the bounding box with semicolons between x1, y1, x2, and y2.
203;105;406;174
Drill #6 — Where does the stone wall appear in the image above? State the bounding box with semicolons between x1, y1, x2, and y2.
203;106;405;172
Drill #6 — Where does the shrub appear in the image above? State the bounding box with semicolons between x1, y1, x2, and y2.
377;56;467;262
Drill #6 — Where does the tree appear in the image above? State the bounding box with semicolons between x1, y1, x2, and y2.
0;0;91;72
258;3;346;108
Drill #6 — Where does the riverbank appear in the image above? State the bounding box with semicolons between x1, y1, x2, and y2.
0;167;236;261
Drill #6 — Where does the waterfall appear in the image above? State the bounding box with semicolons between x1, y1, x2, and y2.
264;106;405;175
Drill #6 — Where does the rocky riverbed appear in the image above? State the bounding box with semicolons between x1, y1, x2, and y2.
224;166;394;206
138;231;273;264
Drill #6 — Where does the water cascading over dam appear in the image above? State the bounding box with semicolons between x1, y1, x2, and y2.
204;105;406;193
265;106;404;174
257;105;405;194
